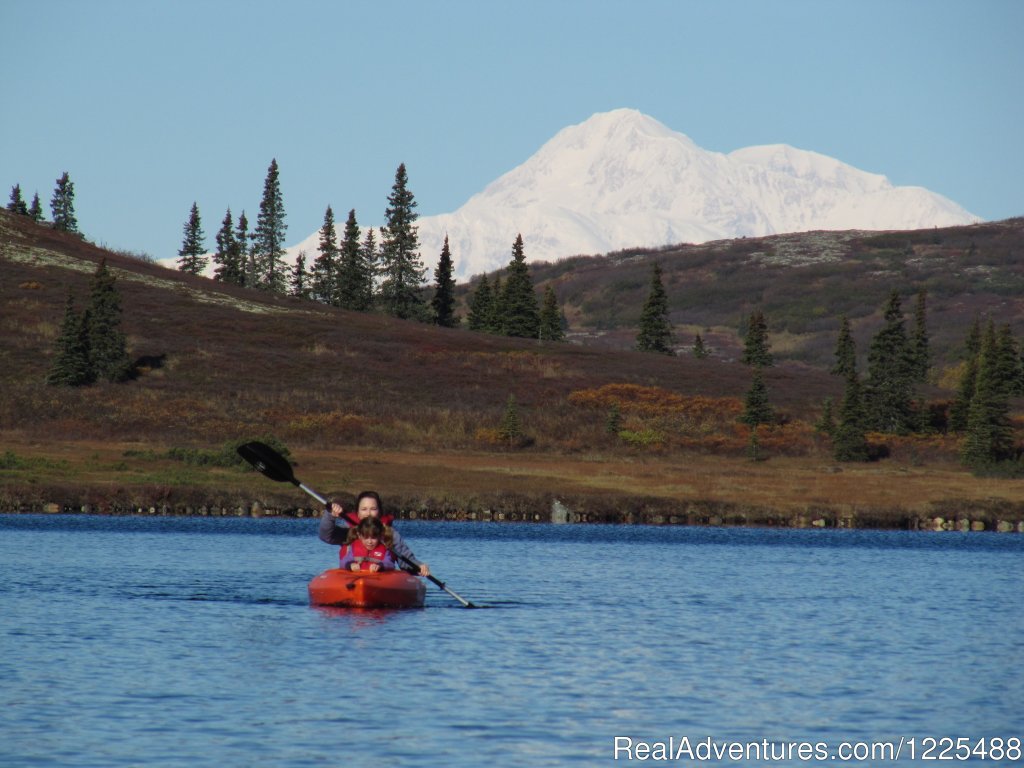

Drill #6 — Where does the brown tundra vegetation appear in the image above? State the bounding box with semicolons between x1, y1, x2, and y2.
2;209;1024;531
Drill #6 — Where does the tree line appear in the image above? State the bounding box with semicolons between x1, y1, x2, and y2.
630;262;1024;473
175;160;567;338
8;173;79;233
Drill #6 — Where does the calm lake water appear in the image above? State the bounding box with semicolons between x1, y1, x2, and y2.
1;515;1021;767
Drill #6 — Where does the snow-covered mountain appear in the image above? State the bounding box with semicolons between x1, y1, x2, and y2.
290;108;979;278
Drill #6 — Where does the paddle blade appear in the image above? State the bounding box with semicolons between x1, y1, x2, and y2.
237;441;297;484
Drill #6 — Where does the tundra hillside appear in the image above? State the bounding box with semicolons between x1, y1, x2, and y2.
2;209;1024;530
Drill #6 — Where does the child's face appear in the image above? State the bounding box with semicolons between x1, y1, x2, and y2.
360;534;380;549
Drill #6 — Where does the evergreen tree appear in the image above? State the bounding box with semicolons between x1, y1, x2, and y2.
46;292;94;386
337;209;372;310
498;395;523;444
431;235;458;327
8;184;28;215
467;275;494;332
909;288;930;382
815;398;836;437
501;234;540;338
961;324;1014;468
635;263;674;355
251;159;288;292
994;323;1023;397
488;274;506;333
830;315;856;378
741;310;773;367
539;285;565;341
176;202;207;274
863;290;915;434
692;333;710;359
949;316;982;432
86;259;132;381
606;403;622;435
236;210;252;288
50;171;78;232
291;251;310;299
312;205;339;304
212;208;244;285
378;163;426;319
360;227;379;308
739;368;774;426
833;373;870;462
28;192;44;222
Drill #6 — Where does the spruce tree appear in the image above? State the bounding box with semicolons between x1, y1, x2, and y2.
359;226;379;309
46;292;94;386
498;395;523;444
692;333;710;359
50;172;78;232
312;205;339;304
606;403;622;435
833;373;870;462
86;259;132;381
502;234;540;338
431;235;458;327
28;192;44;222
236;210;252;288
815;398;836;436
176;202;207;274
949;316;982;432
863;290;915;434
994;324;1023;397
337;209;372;310
8;184;28;215
379;163;426;319
909;288;930;382
488;274;506;333
467;275;494;332
251;159;288;292
739;368;774;427
291;251;310;299
961;324;1014;468
635;263;674;355
539;285;565;341
741;310;773;367
212;208;244;285
831;315;856;378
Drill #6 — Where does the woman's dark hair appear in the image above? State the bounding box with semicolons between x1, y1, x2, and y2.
356;491;383;511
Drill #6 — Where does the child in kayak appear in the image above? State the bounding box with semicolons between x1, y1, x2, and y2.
337;517;396;572
318;490;431;577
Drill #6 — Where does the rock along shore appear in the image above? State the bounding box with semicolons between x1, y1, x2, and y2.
2;496;1022;533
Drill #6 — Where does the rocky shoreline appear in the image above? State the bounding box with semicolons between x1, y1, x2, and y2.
3;496;1023;533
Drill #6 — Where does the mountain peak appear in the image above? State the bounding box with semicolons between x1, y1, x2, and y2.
284;109;980;279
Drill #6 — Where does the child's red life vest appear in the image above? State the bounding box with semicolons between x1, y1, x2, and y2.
342;539;390;570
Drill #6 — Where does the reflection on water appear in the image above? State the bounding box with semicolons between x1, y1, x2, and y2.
1;515;1021;767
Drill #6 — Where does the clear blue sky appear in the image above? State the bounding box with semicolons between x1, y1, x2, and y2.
3;0;1021;264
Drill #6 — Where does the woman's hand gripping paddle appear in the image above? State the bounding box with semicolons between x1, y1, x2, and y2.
237;441;476;608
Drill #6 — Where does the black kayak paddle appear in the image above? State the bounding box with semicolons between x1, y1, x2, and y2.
237;441;476;608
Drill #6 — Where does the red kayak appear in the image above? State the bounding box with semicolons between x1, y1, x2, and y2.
308;568;426;609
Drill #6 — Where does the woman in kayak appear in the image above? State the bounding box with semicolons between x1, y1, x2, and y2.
338;517;396;572
318;490;431;576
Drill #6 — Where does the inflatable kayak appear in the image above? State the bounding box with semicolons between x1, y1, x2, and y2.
308;568;426;609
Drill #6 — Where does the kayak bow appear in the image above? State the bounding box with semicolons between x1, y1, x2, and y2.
308;568;427;609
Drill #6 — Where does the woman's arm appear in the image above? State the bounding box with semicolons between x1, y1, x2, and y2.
317;507;349;545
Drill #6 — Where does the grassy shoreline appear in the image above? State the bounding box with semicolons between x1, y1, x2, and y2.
2;436;1023;532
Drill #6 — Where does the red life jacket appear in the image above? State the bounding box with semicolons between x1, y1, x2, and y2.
342;538;390;570
340;510;395;527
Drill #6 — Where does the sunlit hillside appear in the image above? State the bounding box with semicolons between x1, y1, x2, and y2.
2;209;1023;528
